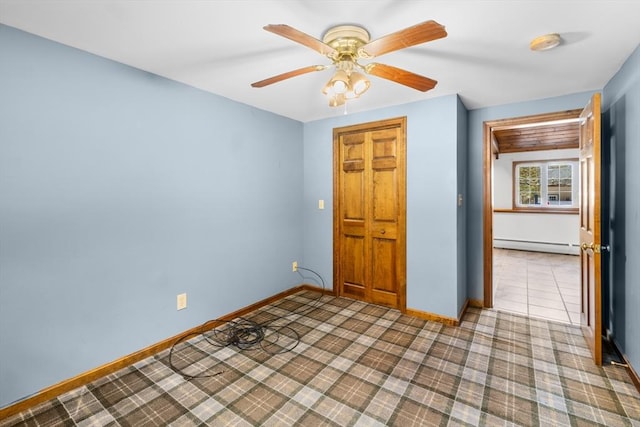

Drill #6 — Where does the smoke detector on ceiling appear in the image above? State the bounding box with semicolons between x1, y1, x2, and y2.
530;33;561;51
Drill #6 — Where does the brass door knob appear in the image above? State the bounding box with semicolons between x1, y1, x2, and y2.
581;242;595;251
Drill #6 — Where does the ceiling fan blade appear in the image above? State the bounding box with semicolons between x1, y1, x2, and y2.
264;24;337;57
365;63;437;92
359;20;447;58
251;65;326;88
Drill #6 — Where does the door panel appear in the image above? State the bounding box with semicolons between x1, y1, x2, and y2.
372;238;397;298
342;135;365;221
342;235;365;298
334;117;406;311
373;170;396;220
579;93;602;366
343;172;364;219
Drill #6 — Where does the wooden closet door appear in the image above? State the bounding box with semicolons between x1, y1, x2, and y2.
333;117;406;311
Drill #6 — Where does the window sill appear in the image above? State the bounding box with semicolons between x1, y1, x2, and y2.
494;208;578;215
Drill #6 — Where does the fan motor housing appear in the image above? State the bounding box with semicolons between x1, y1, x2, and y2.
322;25;370;59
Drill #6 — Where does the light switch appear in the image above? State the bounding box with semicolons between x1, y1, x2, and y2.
177;293;187;310
318;199;325;210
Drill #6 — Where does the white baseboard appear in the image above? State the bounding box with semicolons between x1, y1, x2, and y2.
493;239;580;255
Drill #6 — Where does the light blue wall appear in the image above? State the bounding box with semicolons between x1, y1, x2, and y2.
466;91;594;301
0;25;304;407
456;96;468;315
303;95;464;318
603;45;640;372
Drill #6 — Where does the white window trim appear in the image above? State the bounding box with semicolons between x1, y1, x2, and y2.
513;159;579;210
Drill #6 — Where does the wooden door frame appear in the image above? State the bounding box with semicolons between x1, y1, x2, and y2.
482;109;583;307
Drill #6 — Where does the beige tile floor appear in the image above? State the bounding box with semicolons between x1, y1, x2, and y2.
493;248;580;324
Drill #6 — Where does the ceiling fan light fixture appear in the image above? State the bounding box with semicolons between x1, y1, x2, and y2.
349;71;370;96
322;77;347;96
344;89;357;100
326;69;370;103
328;69;350;94
329;93;346;107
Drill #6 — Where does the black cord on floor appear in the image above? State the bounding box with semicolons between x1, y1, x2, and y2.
168;266;327;380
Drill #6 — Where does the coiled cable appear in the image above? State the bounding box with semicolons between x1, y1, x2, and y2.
168;266;326;380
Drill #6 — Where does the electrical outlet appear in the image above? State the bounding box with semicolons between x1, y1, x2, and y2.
292;261;298;272
177;293;187;310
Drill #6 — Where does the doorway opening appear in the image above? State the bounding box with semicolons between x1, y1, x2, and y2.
483;109;583;324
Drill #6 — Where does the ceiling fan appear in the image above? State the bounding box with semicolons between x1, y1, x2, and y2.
251;20;447;107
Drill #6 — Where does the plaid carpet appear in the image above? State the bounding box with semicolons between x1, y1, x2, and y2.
2;291;639;426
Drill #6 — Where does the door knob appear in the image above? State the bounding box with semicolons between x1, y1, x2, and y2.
581;242;595;251
380;229;386;234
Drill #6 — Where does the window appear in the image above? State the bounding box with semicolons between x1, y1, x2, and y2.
517;164;541;206
514;160;578;210
547;163;573;206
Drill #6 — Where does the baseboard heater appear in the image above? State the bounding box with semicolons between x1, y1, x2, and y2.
493;238;580;255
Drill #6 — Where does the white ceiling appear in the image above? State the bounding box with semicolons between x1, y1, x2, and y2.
1;1;639;123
